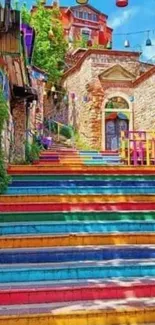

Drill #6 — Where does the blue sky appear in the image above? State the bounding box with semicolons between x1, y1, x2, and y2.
10;0;155;61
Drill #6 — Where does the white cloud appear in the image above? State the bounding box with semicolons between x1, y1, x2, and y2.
109;7;139;30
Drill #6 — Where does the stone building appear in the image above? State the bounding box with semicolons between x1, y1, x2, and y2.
62;48;155;150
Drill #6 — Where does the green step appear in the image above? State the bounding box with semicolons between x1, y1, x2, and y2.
1;211;155;223
12;175;155;181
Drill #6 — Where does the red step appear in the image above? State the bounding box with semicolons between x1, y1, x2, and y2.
0;281;155;305
0;202;155;212
8;169;155;175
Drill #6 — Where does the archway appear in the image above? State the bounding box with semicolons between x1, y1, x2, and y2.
104;96;130;151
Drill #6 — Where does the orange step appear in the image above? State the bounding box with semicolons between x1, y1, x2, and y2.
1;233;155;249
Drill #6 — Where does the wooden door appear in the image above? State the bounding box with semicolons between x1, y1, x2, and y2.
106;118;128;150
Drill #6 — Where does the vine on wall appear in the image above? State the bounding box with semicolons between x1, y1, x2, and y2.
21;0;68;83
0;86;10;194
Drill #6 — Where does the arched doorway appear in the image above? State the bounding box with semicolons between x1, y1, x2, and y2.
105;96;130;150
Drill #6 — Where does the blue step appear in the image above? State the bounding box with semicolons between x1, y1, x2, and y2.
1;221;155;235
10;180;155;187
84;162;122;166
1;246;155;264
6;186;155;195
0;260;155;283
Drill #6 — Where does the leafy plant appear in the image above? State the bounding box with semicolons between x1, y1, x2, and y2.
0;152;11;193
30;1;68;82
60;125;74;139
0;86;10;194
25;140;41;163
21;3;31;24
45;120;74;139
74;131;92;150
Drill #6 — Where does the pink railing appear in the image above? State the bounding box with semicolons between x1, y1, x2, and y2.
120;131;155;166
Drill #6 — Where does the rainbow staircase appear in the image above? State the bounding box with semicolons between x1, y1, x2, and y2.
0;148;155;324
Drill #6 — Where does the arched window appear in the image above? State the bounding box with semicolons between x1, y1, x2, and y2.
105;96;129;109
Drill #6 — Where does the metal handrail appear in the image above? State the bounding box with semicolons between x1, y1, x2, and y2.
46;119;75;146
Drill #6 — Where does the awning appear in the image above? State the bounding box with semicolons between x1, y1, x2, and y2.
117;112;128;120
105;112;117;120
105;112;129;120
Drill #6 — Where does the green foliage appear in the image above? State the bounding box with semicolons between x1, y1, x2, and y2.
73;37;88;49
73;38;106;50
0;87;9;140
25;140;41;164
21;3;31;24
45;120;74;139
74;132;92;150
60;125;74;139
0;86;10;194
31;1;68;82
0;152;11;193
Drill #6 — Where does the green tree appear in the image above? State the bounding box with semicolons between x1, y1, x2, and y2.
21;2;31;24
31;1;68;82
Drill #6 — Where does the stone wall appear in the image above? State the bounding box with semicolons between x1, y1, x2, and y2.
44;94;69;125
63;56;95;146
134;74;155;130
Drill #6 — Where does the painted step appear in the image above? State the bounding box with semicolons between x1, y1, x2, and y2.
1;260;155;283
11;175;155;181
7;165;155;175
0;307;154;325
1;211;155;223
0;308;154;325
1;221;155;235
0;297;155;316
1;194;155;204
0;276;153;289
1;233;155;249
84;162;121;166
1;246;155;264
10;180;155;187
1;279;155;305
32;162;85;166
37;158;121;163
1;201;155;212
6;186;155;195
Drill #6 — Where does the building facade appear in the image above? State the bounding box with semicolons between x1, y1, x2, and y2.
32;2;112;48
62;49;155;150
0;2;47;161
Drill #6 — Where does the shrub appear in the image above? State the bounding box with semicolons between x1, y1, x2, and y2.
0;87;10;193
25;141;41;163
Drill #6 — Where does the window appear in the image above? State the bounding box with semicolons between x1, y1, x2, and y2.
73;10;98;22
79;11;83;19
81;29;90;41
84;12;88;20
93;14;98;22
